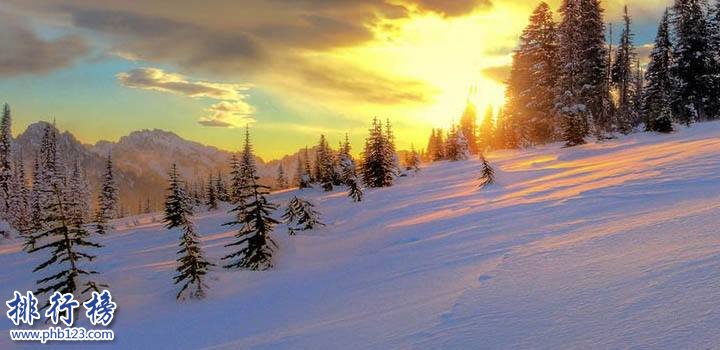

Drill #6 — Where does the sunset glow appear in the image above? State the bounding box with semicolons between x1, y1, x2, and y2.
0;0;672;158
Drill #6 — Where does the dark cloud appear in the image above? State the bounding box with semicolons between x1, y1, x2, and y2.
69;9;264;75
481;65;511;83
0;12;88;76
197;119;234;127
411;0;493;16
253;14;374;49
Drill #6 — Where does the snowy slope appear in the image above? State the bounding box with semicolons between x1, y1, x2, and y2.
3;123;720;349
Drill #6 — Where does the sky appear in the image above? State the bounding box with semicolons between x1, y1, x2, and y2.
0;0;673;160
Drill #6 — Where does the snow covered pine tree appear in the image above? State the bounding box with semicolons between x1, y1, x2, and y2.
478;154;496;189
29;184;104;308
361;118;395;188
164;164;211;300
282;196;324;235
643;9;674;133
95;152;119;234
222;127;279;270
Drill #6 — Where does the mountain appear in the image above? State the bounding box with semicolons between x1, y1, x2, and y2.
14;123;299;214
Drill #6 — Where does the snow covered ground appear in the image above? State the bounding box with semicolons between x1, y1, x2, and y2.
3;123;720;349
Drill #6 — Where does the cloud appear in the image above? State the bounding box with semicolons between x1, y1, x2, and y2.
199;101;256;127
117;67;255;128
277;57;438;105
117;68;250;100
408;0;493;16
70;9;264;76
0;11;88;76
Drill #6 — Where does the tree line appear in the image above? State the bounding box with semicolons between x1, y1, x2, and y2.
427;0;720;158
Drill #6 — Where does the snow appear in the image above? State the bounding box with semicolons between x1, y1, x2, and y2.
3;122;720;349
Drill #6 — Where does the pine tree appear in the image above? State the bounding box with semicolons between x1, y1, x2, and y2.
672;0;714;124
282;196;324;235
459;101;479;154
644;9;675;133
228;154;243;203
385;119;399;175
445;125;470;161
404;144;421;172
67;159;90;226
611;5;637;134
0;103;13;218
524;2;559;144
478;107;495;152
164;164;211;300
222;128;278;270
361;118;394;188
339;141;363;202
95;153;118;234
579;0;611;136
555;0;591;146
215;170;229;202
294;155;309;189
29;184;104;308
8;155;31;236
315;135;335;191
205;173;218;210
26;153;43;250
426;128;445;161
505;2;558;145
708;0;720;117
478;154;496;189
276;164;288;189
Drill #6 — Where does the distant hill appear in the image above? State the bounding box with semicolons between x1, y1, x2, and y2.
14;122;311;214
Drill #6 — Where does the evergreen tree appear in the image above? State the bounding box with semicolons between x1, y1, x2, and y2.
555;0;591;146
294;155;310;189
0;104;13;217
67;159;90;226
459;101;479;154
215;170;229;202
164;164;211;300
611;5;638;134
315;135;335;191
339;140;363;202
222;128;278;270
644;9;675;133
579;0;612;136
228;154;243;203
404;144;421;172
282;196;324;235
95;153;118;234
708;0;720;116
478;107;495;152
8;155;31;236
478;154;496;189
385;119;399;175
506;2;559;145
672;0;714;124
361;118;395;188
426;128;445;161
445;125;470;161
276;164;288;189
29;184;103;308
525;2;559;144
26;153;43;250
205;173;218;210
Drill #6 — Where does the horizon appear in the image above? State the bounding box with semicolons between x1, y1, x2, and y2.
0;0;671;159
